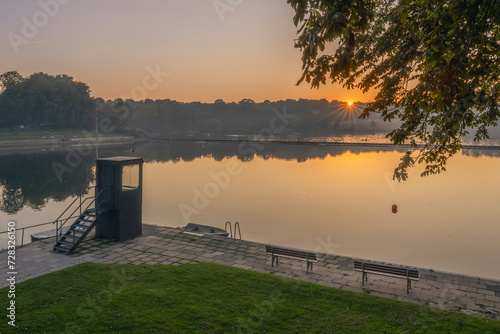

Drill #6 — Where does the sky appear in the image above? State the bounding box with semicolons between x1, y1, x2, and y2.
0;0;375;103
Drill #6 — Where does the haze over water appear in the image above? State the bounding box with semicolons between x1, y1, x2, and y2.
2;142;500;280
143;147;500;280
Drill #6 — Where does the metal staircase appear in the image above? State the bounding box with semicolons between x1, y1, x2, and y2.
53;209;97;254
52;186;112;254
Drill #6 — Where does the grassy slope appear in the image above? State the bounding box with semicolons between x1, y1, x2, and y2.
0;262;499;333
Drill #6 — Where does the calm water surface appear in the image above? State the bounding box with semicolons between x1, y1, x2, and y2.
2;141;500;279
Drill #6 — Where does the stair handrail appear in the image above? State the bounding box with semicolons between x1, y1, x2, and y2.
224;221;232;240
53;186;95;226
54;186;112;244
61;187;112;248
56;187;113;246
60;189;107;247
54;186;94;243
233;221;242;241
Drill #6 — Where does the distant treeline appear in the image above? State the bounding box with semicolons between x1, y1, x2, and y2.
0;70;398;137
96;98;396;139
3;70;500;142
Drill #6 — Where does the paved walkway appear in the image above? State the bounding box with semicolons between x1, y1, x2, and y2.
1;224;500;320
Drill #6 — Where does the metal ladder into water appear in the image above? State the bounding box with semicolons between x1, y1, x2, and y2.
224;221;242;241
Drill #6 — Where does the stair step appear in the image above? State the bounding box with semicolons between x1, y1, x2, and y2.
78;218;95;224
61;234;80;239
58;239;76;246
69;228;86;234
53;204;98;254
72;223;89;229
53;245;71;253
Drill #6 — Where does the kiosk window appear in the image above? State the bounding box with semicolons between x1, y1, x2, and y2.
122;165;139;190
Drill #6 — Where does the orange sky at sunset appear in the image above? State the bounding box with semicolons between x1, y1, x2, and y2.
0;0;375;103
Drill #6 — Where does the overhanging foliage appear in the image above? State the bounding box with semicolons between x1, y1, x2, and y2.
288;0;500;180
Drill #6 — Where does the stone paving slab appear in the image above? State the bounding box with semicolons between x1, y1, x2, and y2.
1;224;500;320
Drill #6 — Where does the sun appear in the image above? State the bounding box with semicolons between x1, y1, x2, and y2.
347;101;353;106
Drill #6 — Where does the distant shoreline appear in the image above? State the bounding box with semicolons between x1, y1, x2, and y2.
0;136;137;150
151;137;500;151
2;135;500;152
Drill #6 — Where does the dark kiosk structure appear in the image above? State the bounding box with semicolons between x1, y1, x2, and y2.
96;156;144;241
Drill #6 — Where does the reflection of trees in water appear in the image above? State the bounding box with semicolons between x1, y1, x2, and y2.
0;151;95;214
0;145;132;215
0;189;24;215
133;141;409;164
4;141;499;215
462;149;500;158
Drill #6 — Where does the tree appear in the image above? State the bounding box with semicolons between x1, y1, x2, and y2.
0;71;95;128
0;71;23;92
238;98;256;104
288;0;500;180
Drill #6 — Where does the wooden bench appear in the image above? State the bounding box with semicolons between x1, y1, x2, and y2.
354;260;419;294
354;261;420;294
265;245;318;273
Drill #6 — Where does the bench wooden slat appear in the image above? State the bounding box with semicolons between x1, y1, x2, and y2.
360;270;419;280
354;261;419;279
265;245;318;273
354;260;419;294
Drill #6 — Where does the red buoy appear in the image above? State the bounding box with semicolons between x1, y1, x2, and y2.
392;204;397;210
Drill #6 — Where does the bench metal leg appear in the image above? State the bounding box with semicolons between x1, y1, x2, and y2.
271;247;277;268
361;264;367;285
306;253;312;274
406;270;411;294
306;261;313;274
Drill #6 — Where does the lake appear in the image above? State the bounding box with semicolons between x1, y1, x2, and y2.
2;140;500;279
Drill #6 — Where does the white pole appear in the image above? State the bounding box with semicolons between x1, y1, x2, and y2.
95;109;99;159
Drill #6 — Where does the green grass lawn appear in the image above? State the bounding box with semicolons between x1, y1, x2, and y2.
1;262;499;333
